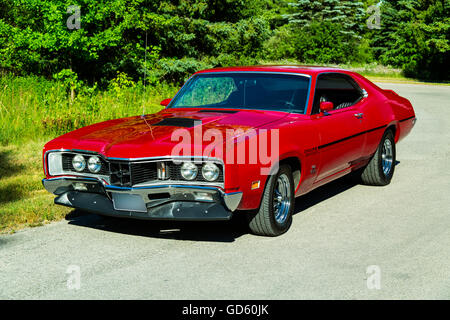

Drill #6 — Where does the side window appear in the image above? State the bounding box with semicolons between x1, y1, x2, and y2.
312;73;363;114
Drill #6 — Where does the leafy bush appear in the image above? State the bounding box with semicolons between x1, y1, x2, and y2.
262;24;297;60
292;22;360;64
156;58;213;85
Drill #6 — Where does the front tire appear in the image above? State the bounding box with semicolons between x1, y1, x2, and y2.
247;165;295;236
361;129;396;186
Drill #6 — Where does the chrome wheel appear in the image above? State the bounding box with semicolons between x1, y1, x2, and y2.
248;164;294;236
382;138;393;176
360;130;396;186
273;174;291;224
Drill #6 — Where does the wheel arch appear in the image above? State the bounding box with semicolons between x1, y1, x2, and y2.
386;122;399;142
279;156;302;191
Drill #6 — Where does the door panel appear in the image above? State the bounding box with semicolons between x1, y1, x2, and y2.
315;107;366;182
311;72;368;183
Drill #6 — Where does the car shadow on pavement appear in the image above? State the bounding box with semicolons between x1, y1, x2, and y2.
65;164;399;242
293;176;359;214
292;160;401;214
65;209;250;243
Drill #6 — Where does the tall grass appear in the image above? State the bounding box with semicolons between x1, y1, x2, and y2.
0;75;178;145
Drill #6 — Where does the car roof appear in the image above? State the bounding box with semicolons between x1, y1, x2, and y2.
194;65;354;76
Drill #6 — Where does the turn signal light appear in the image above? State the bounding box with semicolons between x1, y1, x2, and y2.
251;181;260;190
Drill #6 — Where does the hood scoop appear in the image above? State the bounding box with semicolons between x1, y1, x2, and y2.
197;109;239;114
153;117;201;128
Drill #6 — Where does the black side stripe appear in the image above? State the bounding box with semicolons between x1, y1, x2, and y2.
399;116;415;122
317;125;387;150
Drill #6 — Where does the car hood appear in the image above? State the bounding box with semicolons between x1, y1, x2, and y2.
44;108;288;159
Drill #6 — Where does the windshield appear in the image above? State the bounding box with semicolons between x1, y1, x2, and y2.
169;72;310;113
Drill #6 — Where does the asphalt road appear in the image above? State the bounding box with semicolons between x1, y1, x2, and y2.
1;83;449;299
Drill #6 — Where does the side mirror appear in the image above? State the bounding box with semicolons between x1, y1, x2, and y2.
319;101;334;113
160;98;172;107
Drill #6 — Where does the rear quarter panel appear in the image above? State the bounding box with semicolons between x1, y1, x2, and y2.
382;90;416;143
351;74;415;157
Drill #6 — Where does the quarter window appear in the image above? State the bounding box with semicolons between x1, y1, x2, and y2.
312;73;363;114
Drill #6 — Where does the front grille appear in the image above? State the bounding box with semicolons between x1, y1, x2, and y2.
109;161;132;187
60;153;223;186
130;162;158;185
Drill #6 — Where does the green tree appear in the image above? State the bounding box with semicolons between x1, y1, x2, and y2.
264;0;367;63
0;0;274;85
284;0;366;38
370;0;449;80
294;21;359;64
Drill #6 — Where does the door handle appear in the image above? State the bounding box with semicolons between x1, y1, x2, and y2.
354;113;364;119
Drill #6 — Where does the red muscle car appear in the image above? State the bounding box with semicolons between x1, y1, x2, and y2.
42;66;416;236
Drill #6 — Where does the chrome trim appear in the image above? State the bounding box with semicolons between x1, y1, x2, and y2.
44;150;225;188
42;177;103;194
110;185;242;212
105;184;222;191
45;150;111;183
381;138;394;177
311;71;367;115
106;155;224;162
167;71;312;115
44;149;225;163
223;192;243;212
42;177;242;212
273;174;291;224
47;152;63;176
54;192;232;221
192;71;312;78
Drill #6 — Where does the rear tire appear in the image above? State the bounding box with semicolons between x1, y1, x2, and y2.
247;165;295;236
361;130;396;186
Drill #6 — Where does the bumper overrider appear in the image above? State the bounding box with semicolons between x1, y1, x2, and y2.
42;177;242;221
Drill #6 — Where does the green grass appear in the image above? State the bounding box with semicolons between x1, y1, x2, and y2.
0;140;70;233
0;75;178;145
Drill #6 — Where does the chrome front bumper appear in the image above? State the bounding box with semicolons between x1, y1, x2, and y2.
42;177;242;221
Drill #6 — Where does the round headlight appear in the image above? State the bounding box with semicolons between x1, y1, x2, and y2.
88;156;102;173
180;162;198;180
72;154;86;172
202;163;220;181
